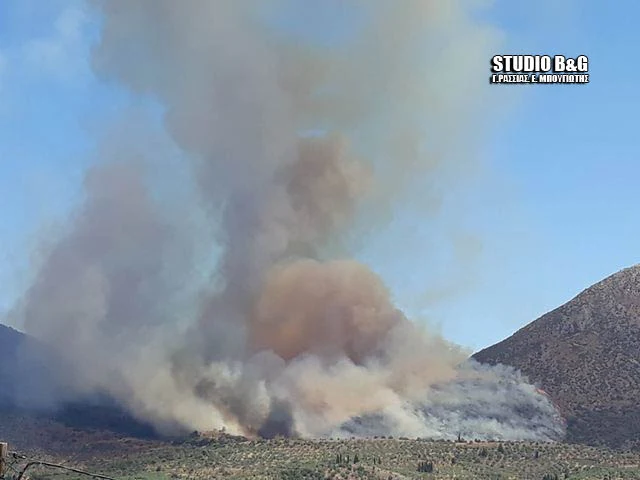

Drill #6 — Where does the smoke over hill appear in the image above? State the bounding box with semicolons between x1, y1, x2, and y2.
9;1;565;441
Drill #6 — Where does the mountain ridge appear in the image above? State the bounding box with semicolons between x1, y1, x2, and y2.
3;265;640;448
474;264;640;449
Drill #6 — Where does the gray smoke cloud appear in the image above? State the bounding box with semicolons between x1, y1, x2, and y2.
12;0;565;441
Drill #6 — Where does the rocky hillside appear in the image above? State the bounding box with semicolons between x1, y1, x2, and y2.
5;262;640;450
474;265;640;449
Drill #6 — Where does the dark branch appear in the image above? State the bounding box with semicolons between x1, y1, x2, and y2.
16;460;118;480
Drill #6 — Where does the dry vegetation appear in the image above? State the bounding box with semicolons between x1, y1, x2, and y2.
2;416;640;480
4;267;640;479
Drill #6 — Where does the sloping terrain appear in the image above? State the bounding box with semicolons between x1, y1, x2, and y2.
4;265;640;463
0;323;157;440
474;265;640;449
0;323;58;407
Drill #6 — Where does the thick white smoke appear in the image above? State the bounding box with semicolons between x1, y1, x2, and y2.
12;0;565;441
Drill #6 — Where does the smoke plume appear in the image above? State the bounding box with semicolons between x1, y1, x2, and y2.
12;0;565;441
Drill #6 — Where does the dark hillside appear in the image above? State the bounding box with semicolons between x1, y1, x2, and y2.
0;323;156;439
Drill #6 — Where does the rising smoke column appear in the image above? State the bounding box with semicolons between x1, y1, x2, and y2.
13;0;565;440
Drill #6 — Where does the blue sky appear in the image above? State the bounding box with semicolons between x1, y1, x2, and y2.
1;1;638;352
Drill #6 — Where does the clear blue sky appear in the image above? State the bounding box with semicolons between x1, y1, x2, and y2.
1;1;638;352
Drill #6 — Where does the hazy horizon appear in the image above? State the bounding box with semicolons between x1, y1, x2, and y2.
1;0;638;354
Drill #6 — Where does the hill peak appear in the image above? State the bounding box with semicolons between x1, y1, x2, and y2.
474;264;640;449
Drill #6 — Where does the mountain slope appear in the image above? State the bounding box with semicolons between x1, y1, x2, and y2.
474;265;640;449
0;323;160;438
0;323;40;405
0;322;65;407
